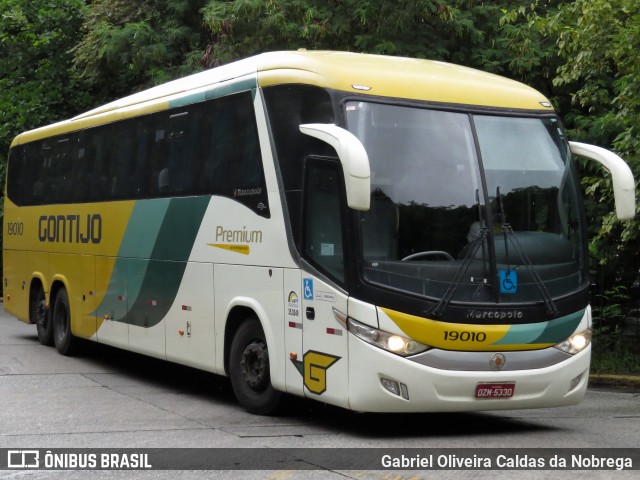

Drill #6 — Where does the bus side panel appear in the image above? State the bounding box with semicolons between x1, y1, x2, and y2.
214;264;285;389
48;253;75;328
78;255;97;339
165;262;216;371
95;256;129;349
283;268;303;396
49;253;95;339
301;276;349;409
3;249;41;323
127;258;167;359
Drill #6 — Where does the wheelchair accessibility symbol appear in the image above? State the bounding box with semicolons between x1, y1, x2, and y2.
303;278;314;300
499;269;518;294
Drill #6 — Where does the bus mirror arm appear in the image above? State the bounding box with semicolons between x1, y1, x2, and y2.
569;141;636;220
300;123;371;211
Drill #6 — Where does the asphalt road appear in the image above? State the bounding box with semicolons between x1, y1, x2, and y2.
0;307;638;479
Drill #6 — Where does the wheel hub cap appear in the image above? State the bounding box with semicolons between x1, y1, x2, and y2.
240;342;267;389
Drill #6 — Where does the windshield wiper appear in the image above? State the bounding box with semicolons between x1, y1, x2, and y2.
431;191;490;318
496;187;559;317
431;226;489;318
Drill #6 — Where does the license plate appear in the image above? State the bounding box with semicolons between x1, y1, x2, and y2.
475;382;515;399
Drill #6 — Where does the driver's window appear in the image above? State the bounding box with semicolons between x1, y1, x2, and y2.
303;161;346;283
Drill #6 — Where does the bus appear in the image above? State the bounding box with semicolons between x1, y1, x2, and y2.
3;51;635;414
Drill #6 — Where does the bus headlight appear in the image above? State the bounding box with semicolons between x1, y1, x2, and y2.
347;318;430;357
554;329;592;355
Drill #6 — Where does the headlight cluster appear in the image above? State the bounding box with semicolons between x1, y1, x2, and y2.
347;318;430;357
554;329;592;355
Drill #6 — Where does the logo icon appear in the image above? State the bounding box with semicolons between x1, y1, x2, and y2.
287;291;300;318
291;350;341;395
303;278;314;300
489;353;507;371
8;450;40;468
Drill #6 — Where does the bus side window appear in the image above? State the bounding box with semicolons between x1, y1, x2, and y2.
7;146;27;205
89;131;110;201
23;145;38;204
71;134;89;203
200;91;268;216
150;127;167;196
303;161;346;283
201;97;235;194
108;123;136;199
132;119;153;198
205;95;247;192
165;107;201;195
263;85;335;248
51;137;73;203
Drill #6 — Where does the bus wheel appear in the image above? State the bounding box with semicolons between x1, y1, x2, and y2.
52;287;77;356
229;317;282;415
31;285;52;346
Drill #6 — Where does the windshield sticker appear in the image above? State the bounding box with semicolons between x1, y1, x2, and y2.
499;270;518;294
320;243;335;256
315;290;336;303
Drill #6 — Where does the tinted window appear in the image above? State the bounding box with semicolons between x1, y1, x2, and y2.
304;161;346;283
263;85;335;248
6;91;268;217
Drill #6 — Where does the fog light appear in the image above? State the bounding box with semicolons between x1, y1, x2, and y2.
381;378;409;400
381;378;400;396
567;372;584;394
399;383;410;400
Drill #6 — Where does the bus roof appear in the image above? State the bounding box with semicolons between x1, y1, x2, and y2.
12;51;553;146
256;50;552;111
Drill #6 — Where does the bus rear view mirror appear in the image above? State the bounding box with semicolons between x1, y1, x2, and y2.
569;141;636;220
300;123;371;211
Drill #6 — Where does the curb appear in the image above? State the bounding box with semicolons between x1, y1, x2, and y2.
588;374;640;390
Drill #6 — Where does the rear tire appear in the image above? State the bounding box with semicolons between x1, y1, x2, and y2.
31;285;52;346
52;287;77;356
229;317;282;415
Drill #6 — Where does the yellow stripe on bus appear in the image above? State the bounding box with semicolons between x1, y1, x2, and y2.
380;307;555;352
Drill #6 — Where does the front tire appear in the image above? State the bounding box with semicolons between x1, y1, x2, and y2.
52;287;77;356
31;285;52;346
229;317;282;415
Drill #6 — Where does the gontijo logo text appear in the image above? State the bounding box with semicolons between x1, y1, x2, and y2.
38;214;102;244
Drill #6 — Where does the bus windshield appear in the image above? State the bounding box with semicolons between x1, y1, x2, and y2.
345;101;586;310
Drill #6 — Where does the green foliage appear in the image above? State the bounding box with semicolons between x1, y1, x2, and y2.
590;286;640;374
200;0;523;70
544;1;640;271
0;0;89;150
592;286;629;340
72;0;210;102
0;0;90;218
505;1;639;263
528;2;640;363
503;2;640;340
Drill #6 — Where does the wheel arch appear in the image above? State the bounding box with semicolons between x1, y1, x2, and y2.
49;277;69;303
28;274;47;323
49;276;72;328
222;299;275;378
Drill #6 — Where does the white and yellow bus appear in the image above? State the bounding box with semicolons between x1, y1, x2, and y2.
3;51;635;414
